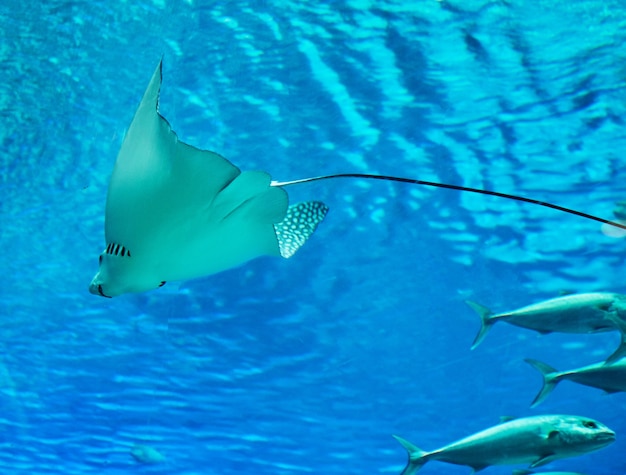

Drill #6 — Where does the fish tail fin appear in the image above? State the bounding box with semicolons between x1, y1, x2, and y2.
392;435;428;475
604;335;626;365
604;313;626;365
524;358;559;407
274;201;329;258
465;300;494;349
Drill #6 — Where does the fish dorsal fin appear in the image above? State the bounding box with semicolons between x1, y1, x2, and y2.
499;416;516;423
274;201;328;258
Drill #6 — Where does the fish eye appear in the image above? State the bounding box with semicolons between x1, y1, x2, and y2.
583;420;598;429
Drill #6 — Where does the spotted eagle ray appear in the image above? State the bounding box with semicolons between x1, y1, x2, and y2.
89;60;626;298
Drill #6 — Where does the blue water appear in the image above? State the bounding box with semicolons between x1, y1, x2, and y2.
1;1;625;474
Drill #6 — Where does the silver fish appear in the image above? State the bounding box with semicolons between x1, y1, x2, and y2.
466;292;626;363
394;414;614;474
525;358;626;407
130;443;165;464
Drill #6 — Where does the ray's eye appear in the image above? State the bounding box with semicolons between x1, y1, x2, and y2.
583;421;598;429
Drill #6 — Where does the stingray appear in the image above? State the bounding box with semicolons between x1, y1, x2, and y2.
89;60;626;298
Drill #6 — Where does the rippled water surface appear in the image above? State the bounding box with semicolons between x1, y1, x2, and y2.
1;1;626;474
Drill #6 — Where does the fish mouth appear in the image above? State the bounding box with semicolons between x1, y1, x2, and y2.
596;431;616;443
89;282;111;298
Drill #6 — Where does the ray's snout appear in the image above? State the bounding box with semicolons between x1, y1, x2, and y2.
89;277;111;298
88;281;99;296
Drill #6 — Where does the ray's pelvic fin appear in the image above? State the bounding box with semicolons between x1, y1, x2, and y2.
274;201;329;258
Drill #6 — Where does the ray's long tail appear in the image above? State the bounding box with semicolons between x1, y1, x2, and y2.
272;173;626;231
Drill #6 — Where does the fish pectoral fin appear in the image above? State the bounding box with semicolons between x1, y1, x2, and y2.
529;453;557;468
603;389;621;394
470;464;489;473
546;430;560;439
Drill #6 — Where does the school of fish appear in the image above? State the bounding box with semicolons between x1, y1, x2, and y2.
394;292;624;473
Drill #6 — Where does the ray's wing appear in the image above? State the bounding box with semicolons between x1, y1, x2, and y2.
101;60;326;286
104;60;241;256
204;170;289;261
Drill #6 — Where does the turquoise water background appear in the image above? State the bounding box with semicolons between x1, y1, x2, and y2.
2;1;626;473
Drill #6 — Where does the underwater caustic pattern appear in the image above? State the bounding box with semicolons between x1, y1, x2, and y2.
2;0;626;474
